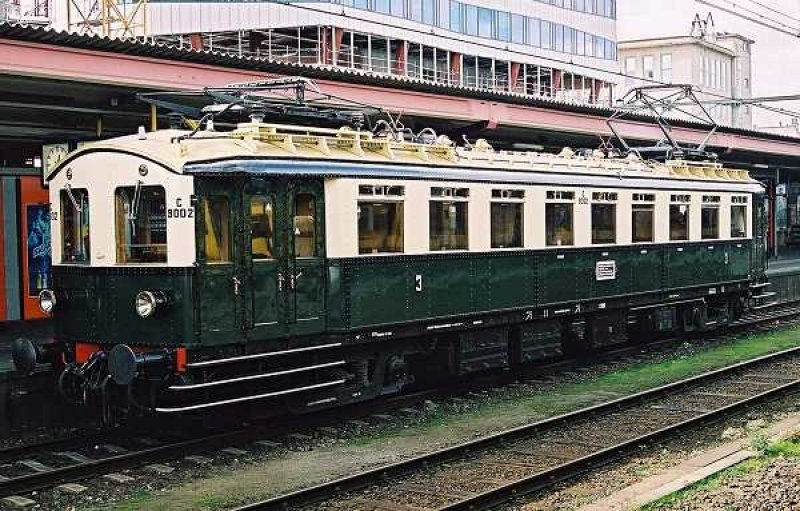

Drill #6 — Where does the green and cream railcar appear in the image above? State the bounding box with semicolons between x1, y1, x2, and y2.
20;122;767;416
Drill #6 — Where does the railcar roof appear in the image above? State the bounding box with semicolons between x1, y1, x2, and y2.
50;123;763;193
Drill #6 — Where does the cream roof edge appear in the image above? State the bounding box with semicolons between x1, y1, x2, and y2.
46;125;760;185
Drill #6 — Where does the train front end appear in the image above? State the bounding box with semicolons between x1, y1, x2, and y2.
13;135;197;419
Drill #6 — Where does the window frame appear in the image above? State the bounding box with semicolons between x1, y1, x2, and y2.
115;184;169;264
545;190;575;247
60;186;91;264
631;193;656;244
357;184;405;255
490;189;525;249
429;186;470;251
590;191;617;245
669;194;691;242
701;195;721;240
200;194;232;264
730;195;748;238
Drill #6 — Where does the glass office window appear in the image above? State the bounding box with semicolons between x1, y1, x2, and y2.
390;0;404;16
497;11;511;41
437;0;450;28
408;1;422;21
374;0;390;13
541;21;553;49
527;17;540;46
449;1;462;32
511;14;525;44
554;24;564;52
478;7;493;38
465;4;478;35
422;0;435;24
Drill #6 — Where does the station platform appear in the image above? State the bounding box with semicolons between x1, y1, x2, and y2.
767;256;800;277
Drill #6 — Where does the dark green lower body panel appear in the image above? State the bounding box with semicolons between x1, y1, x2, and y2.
328;240;754;332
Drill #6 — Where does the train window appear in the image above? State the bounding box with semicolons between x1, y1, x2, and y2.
545;203;573;246
702;206;720;239
430;187;468;251
115;185;167;263
632;204;654;243
202;196;231;263
592;203;616;244
669;204;690;241
294;193;317;258
250;196;274;259
731;205;747;238
491;202;523;248
358;202;404;254
60;186;90;263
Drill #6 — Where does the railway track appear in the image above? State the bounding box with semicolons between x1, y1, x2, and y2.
1;300;799;502
234;347;800;511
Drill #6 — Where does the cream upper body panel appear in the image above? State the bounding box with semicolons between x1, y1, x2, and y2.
49;151;195;267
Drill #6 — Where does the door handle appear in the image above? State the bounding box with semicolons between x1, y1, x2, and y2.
277;273;285;292
232;276;242;296
290;271;303;290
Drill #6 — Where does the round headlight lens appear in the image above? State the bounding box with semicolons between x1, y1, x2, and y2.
38;289;56;314
135;291;157;318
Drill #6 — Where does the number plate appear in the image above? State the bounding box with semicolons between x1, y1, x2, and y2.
596;260;617;281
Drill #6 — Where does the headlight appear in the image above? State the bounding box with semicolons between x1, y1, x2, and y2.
135;291;167;318
38;289;56;314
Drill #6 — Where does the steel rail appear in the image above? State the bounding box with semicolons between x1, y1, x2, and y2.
231;346;800;511
0;300;798;499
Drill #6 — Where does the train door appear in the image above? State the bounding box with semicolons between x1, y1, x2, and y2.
240;178;325;338
241;179;281;338
285;180;326;336
195;179;244;344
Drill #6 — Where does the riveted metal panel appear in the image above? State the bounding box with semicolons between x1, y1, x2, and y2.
427;255;474;317
728;241;751;280
348;261;410;328
539;251;580;305
485;252;535;310
630;247;664;293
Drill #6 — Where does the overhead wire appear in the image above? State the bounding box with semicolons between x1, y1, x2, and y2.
740;0;800;24
696;0;800;36
705;0;800;33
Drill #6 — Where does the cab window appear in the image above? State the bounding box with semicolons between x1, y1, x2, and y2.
61;187;90;263
115;185;167;263
202;196;232;263
294;193;317;257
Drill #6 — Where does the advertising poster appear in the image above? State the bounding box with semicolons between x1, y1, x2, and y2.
26;204;51;297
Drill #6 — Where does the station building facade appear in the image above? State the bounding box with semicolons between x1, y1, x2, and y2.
143;0;619;105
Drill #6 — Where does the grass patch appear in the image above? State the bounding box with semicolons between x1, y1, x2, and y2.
98;325;800;511
642;436;800;510
352;325;800;446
